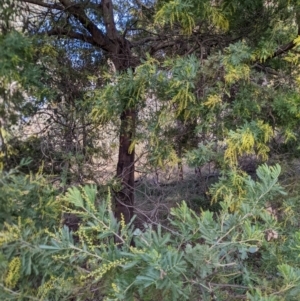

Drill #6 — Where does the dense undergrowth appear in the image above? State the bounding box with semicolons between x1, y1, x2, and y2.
1;162;300;301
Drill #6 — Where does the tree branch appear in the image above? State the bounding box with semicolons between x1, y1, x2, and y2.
269;14;300;60
57;0;113;51
271;40;297;59
150;40;177;54
46;28;98;46
131;36;160;47
23;0;115;52
101;0;118;40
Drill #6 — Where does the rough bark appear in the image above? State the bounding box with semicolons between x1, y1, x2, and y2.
115;109;136;224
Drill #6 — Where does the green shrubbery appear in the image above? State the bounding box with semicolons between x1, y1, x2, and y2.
1;163;300;300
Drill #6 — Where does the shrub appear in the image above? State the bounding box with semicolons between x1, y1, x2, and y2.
2;164;300;300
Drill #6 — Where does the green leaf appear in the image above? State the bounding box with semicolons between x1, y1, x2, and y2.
39;244;61;250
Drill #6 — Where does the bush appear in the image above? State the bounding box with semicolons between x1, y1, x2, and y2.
1;164;300;300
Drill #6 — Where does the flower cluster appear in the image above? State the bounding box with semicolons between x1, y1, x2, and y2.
82;258;127;282
5;257;21;289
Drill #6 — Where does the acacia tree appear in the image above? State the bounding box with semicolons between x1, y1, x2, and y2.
3;2;300;299
13;0;300;224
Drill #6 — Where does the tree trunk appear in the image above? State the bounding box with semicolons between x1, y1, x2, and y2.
115;108;136;224
107;33;137;225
